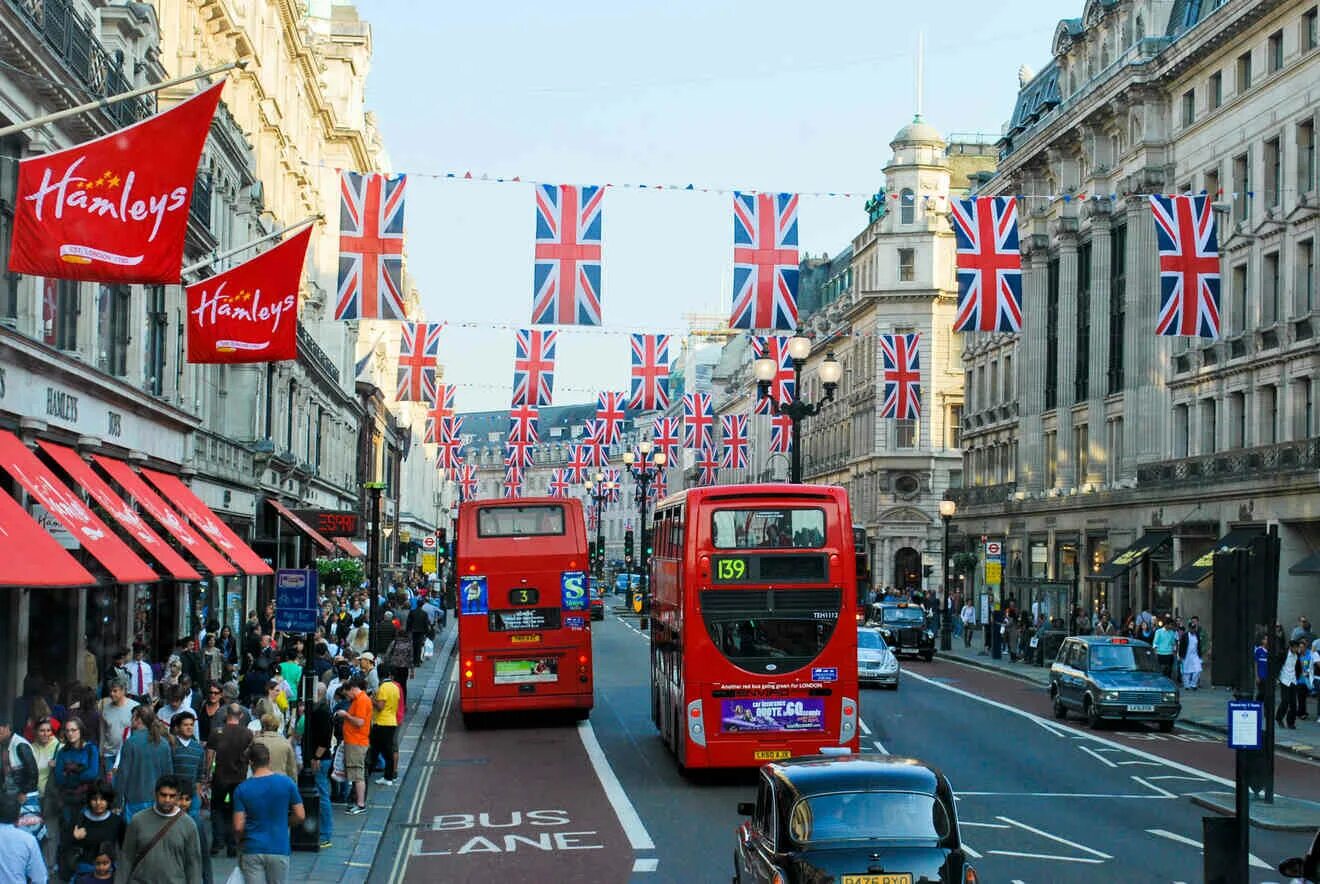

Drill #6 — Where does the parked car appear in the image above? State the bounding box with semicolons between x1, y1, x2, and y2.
857;627;900;689
868;602;935;661
1049;635;1181;730
734;754;976;884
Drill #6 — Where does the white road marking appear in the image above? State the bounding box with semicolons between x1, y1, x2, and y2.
1146;775;1210;782
1032;718;1069;738
871;740;889;754
1117;760;1162;766
859;718;872;736
1145;828;1271;869
1079;745;1118;768
578;720;657;851
996;815;1113;859
987;850;1105;864
1131;775;1178;799
632;858;659;872
957;791;1171;799
962;843;983;858
960;821;1012;829
903;669;1238;788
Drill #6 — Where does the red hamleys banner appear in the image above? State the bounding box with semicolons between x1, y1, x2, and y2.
186;226;311;363
8;82;224;283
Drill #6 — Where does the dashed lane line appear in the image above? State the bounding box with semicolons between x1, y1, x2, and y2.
1131;775;1179;799
1145;828;1272;870
1079;745;1118;768
987;851;1105;864
996;815;1113;860
578;720;657;852
859;718;872;736
872;740;889;754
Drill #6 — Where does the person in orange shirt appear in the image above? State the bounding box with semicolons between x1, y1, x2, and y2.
335;677;372;815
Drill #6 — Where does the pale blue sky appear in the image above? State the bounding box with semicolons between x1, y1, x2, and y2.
353;0;1059;411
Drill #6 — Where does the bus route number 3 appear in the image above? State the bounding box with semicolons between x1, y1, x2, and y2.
716;558;747;581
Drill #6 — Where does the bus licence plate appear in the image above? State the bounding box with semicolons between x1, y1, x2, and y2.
842;876;912;884
511;634;541;644
753;750;791;761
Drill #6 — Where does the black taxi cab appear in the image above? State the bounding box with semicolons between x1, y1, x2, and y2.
734;754;977;884
867;603;935;662
1049;635;1181;730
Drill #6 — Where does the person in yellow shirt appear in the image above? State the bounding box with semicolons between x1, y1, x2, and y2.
369;667;401;786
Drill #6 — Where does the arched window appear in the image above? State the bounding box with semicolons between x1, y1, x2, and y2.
1135;16;1145;40
900;188;915;224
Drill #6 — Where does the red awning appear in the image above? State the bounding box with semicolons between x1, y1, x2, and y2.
92;455;238;577
0;488;96;587
0;430;158;584
140;468;274;577
267;499;334;553
39;441;202;582
334;536;365;558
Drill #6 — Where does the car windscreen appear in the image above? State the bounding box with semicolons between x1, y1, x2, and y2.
1090;643;1159;672
857;631;887;650
476;505;565;537
711;508;825;549
788;790;951;845
881;607;926;624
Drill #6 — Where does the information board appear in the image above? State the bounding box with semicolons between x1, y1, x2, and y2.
274;569;318;633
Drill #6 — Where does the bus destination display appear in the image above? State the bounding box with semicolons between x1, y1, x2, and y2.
489;608;561;632
711;554;828;583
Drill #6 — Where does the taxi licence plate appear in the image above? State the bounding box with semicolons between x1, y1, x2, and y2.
753;750;791;761
1127;704;1155;712
842;875;912;884
511;634;541;644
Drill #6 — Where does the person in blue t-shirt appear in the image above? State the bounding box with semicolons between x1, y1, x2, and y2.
1255;633;1272;700
232;741;304;884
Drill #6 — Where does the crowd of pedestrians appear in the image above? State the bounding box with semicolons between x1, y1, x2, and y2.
0;580;446;882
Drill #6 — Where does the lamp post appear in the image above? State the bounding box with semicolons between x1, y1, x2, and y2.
752;331;842;484
938;499;956;652
584;472;613;588
364;481;385;654
623;440;666;620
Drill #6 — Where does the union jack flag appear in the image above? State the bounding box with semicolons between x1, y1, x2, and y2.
395;322;442;402
436;416;465;469
751;336;795;415
532;184;603;326
720;414;748;469
423;383;455;444
603;466;622;503
456;463;478;500
566;442;593;483
511;328;557;407
547;468;571;498
651;415;680;464
505;439;534;469
507;402;539;444
951;196;1022;333
683;392;714;451
1150;194;1221;339
335;171;407;320
503;468;523;499
697;447;720;485
730;192;800;331
879;333;921;420
647;470;667;502
770;413;792;454
595;391;627;446
628;334;671;411
582;420;610;467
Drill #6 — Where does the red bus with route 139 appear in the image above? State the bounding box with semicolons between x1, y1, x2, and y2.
649;484;860;768
455;497;593;723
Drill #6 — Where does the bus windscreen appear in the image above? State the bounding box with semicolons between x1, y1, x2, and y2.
477;505;565;537
711;508;825;549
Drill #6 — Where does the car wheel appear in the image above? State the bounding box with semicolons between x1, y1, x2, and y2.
1158;720;1174;733
1084;697;1102;729
921;652;934;662
887;680;899;691
1052;693;1068;720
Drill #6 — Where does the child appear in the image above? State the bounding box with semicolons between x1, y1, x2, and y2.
74;843;115;883
175;788;214;884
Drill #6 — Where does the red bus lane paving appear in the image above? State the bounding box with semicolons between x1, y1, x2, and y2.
402;703;639;883
918;657;1320;803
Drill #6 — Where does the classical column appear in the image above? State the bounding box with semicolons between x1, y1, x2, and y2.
1020;233;1050;493
1087;212;1112;486
1055;222;1079;490
1122;194;1173;473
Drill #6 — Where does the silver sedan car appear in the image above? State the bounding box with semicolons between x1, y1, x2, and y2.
857;627;900;689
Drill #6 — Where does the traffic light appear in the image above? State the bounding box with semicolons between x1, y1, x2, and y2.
625;528;635;561
588;540;597;564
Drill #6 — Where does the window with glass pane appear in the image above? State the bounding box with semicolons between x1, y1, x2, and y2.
1074;424;1089;483
1208;71;1223;109
1262;253;1280;325
1076;242;1091;401
1181;90;1195;127
900;189;914;224
1228;392;1246;448
1299;120;1316;194
1265;138;1281;208
1231;264;1248;334
145;285;166;395
948;404;961;449
1200;398;1217;454
1205;166;1219;200
896;419;916;449
1108;225;1126;393
1045;257;1059;409
1045;431;1057;487
1293;378;1313;439
96;284;130;377
898;248;914;282
1262;384;1278;444
1236;52;1252;92
1173;404;1189;458
1299;239;1316;313
1268;30;1283;72
1233;152;1250;223
1306;7;1318;51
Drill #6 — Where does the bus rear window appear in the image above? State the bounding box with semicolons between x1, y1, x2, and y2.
711;508;825;549
477;505;565;537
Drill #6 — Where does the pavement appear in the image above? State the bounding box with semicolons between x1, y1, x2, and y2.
209;620;456;884
937;628;1320;762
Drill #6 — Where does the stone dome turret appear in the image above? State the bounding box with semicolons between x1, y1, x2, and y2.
891;114;945;148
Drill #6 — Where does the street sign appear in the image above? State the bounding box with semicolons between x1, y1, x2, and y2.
422;534;437;551
422;551;437;574
275;568;318;633
1227;700;1263;750
985;541;1002;557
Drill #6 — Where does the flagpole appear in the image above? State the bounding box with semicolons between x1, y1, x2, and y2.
0;61;246;139
181;214;323;278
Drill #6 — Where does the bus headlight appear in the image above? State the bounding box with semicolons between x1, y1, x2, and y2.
686;698;706;747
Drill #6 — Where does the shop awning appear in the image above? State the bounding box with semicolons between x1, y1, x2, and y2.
92;455;238;577
1290;549;1320;575
0;488;96;587
0;430;158;584
267;499;334;553
1162;527;1266;587
334;537;365;558
39;441;202;582
1086;531;1172;582
141;469;274;577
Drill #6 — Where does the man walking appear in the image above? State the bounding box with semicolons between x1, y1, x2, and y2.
97;680;138;774
204;704;252;857
1152;619;1178;679
370;666;402;787
336;677;372;815
960;601;976;649
115;774;200;883
232;742;304;884
304;682;334;849
0;793;44;883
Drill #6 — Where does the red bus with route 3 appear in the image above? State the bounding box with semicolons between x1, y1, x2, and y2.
649;484;859;768
455;497;593;723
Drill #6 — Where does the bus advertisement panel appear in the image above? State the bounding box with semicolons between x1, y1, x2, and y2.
456;497;593;721
649;485;859;768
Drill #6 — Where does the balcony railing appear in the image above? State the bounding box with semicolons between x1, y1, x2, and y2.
297;322;340;384
7;0;156;127
1136;438;1320;487
946;483;1017;507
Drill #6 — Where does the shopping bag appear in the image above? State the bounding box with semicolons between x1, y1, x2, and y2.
422;637;435;661
330;742;347;783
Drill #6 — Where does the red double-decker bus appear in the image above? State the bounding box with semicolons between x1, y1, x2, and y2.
649;484;859;768
455;497;593;723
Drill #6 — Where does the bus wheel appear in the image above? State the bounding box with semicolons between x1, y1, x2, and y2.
461;712;479;730
573;707;591;723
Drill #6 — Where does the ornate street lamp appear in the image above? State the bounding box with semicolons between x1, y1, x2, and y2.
753;332;842;483
623;440;666;619
584;472;613;587
939;498;956;652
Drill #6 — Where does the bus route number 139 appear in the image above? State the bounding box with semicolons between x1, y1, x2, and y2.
715;557;748;582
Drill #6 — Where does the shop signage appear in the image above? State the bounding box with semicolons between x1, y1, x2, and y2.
291;509;360;537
